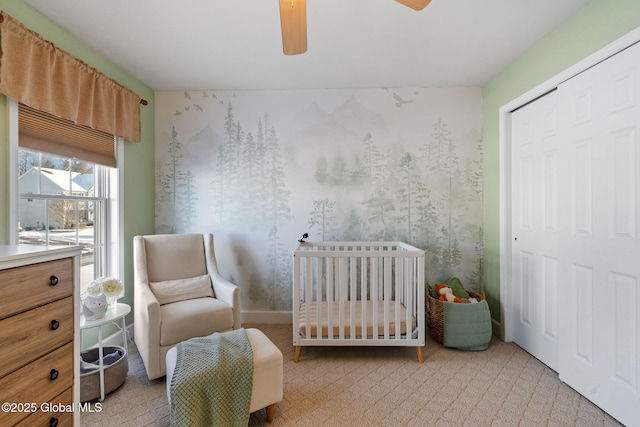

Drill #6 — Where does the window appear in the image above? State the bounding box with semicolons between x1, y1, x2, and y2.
10;99;122;295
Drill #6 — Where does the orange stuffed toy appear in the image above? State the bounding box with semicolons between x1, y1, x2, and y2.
435;284;461;302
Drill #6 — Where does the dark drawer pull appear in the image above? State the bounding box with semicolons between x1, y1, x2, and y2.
50;319;60;330
49;275;59;286
49;369;59;381
49;417;59;427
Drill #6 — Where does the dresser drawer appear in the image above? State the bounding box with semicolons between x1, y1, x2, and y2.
14;388;74;427
0;297;73;378
0;342;73;426
0;258;74;320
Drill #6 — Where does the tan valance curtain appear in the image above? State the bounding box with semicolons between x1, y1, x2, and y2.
0;12;144;142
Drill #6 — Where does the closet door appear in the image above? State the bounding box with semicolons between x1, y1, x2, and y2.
557;42;640;426
511;90;560;372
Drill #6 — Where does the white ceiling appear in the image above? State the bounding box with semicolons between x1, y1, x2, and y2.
25;0;591;91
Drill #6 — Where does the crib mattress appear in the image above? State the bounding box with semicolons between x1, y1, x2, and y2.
298;300;416;338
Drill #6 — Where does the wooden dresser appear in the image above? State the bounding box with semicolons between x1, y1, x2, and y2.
0;246;82;427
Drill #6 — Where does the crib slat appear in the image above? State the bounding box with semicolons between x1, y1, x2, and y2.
315;255;322;340
305;255;313;339
327;257;334;341
361;255;367;340
350;256;357;339
405;256;413;340
414;253;426;346
383;255;391;340
395;255;402;341
293;252;301;346
338;257;347;340
371;256;379;340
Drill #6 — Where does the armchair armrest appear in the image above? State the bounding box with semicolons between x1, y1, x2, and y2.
210;270;241;329
135;281;160;318
134;279;161;371
204;233;241;328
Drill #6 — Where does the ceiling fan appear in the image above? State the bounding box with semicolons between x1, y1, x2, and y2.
279;0;432;55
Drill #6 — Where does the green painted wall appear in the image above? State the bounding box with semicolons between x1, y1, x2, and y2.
0;1;156;333
482;0;640;321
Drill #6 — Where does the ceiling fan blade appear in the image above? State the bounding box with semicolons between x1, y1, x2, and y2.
279;0;307;55
395;0;432;11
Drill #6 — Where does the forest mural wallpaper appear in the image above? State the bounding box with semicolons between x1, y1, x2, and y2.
155;88;483;312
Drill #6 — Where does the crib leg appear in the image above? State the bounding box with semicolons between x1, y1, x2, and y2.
294;346;301;363
416;346;424;363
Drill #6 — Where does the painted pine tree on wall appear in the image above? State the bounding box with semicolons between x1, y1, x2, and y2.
308;198;337;240
179;170;198;229
262;123;294;309
205;104;295;308
397;152;428;243
156;126;195;233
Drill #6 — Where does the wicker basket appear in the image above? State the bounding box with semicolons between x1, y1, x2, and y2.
427;290;485;344
80;346;128;402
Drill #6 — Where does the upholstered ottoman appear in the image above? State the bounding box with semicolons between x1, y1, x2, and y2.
166;328;283;422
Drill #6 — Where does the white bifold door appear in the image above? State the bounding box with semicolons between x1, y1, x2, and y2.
511;88;561;372
511;41;640;426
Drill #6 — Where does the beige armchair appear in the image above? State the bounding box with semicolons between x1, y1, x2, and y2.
133;233;240;380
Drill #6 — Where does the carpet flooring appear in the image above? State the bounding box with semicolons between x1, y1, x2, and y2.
80;323;623;426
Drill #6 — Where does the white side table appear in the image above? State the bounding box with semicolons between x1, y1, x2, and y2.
80;302;130;401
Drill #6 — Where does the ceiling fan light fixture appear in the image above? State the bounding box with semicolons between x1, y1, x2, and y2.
395;0;433;11
279;0;307;55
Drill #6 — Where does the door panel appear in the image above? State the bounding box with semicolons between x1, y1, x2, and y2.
610;128;636;239
541;255;558;340
511;90;560;372
556;42;640;427
511;41;640;426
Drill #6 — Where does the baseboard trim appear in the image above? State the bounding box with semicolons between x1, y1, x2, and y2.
491;318;502;340
84;323;134;349
242;310;292;325
121;311;292;347
112;313;500;343
124;314;502;338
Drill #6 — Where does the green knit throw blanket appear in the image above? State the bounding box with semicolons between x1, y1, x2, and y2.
170;328;254;427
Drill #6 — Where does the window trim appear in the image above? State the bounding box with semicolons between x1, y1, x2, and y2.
8;98;19;245
8;97;124;283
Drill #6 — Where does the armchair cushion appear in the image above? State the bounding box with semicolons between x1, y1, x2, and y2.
160;297;234;346
150;274;214;305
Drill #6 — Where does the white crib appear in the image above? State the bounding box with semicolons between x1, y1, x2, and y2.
292;241;425;362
